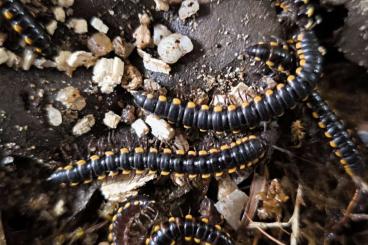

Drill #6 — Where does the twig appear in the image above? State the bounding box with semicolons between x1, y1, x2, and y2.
246;185;304;245
349;213;368;221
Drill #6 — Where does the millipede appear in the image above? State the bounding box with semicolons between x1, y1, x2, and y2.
273;0;321;30
0;0;54;56
146;215;234;245
133;31;322;133
245;40;296;74
47;135;268;185
306;91;365;178
109;195;160;245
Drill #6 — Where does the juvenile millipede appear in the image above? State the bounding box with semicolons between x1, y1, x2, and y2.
109;195;159;245
306;91;365;178
47;135;268;185
0;0;54;56
245;40;296;74
133;31;323;133
146;215;234;245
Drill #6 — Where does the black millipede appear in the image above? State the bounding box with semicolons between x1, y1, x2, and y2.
245;40;296;74
133;31;323;133
109;195;160;245
306;91;365;178
146;215;234;245
47;135;268;185
0;0;54;56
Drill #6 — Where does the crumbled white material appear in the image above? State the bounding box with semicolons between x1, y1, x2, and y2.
56;86;86;111
153;24;172;45
54;50;73;75
92;57;124;94
229;82;251;105
157;33;193;64
53;7;65;22
103;111;121;129
179;0;200;20
72;114;95;136
0;48;9;65
21;48;36;70
90;17;109;34
133;13;152;49
131;118;150;137
153;0;169;11
57;0;74;7
46;20;58;35
101;173;157;202
112;36;135;59
145;114;175;140
33;58;56;69
215;189;248;229
46;105;62;127
67;18;88;34
137;49;171;74
66;51;96;69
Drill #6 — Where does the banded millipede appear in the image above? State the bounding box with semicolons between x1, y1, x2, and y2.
47;135;268;185
0;0;54;56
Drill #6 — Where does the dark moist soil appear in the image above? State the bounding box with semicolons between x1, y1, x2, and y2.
1;0;368;244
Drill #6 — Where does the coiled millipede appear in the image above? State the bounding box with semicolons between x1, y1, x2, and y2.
0;0;54;56
47;135;268;185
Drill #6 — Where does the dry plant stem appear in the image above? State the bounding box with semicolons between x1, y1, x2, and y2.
247;185;304;245
349;213;368;221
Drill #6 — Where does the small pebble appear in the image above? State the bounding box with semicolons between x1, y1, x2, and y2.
54;50;74;75
145;114;175;141
57;0;74;7
157;33;193;64
122;64;143;91
137;49;171;74
56;86;86;111
66;51;96;69
178;0;200;20
133;13;152;49
103;111;121;129
72;114;95;136
46;20;58;35
92;57;125;94
153;24;172;45
53;7;65;22
22;48;36;70
53;199;66;216
45;105;62;127
90;17;109;34
143;78;167;94
131;118;150;137
112;36;135;59
67;18;88;34
153;0;169;11
87;33;113;57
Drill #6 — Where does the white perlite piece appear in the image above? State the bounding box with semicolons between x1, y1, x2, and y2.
145;114;175;140
53;199;66;216
46;20;58;35
53;7;65;22
21;48;36;70
153;24;172;45
66;51;96;69
131;118;150;137
92;57;125;94
112;36;135;59
67;18;88;34
153;0;169;11
103;111;121;129
0;48;9;65
215;189;249;230
157;33;193;64
57;0;74;7
137;49;171;74
72;114;95;136
90;17;109;34
133;13;152;49
45;105;62;127
56;86;86;111
179;0;200;20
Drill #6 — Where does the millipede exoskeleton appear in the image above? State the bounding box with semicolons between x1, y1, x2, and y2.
47;135;268;185
0;0;54;56
133;31;322;133
109;195;160;245
146;215;234;245
246;40;296;74
306;91;365;178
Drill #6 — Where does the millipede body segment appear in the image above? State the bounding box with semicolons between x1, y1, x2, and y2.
48;135;268;185
307;91;365;177
109;195;159;245
133;31;323;133
146;215;234;245
0;0;54;56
